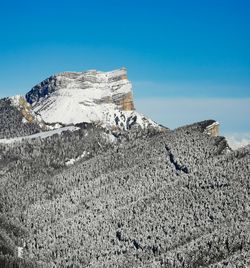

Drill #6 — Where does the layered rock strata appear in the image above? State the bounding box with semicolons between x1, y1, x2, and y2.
25;68;137;126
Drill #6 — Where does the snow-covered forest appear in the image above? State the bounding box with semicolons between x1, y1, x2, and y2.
0;119;249;267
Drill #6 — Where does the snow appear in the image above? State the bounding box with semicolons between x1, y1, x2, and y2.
34;87;130;126
0;126;79;144
205;121;219;134
27;68;159;130
10;95;22;106
31;69;131;125
17;247;23;258
47;123;64;130
22;117;28;124
102;133;117;143
65;151;89;166
65;159;76;166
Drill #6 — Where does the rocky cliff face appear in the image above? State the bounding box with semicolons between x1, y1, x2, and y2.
25;68;142;128
205;121;220;137
26;68;135;109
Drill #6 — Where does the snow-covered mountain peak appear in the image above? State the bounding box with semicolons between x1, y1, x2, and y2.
25;68;158;130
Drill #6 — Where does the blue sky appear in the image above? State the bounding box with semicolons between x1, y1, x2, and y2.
0;0;249;136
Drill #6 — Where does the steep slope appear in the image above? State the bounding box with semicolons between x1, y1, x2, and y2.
25;68;157;130
0;97;42;139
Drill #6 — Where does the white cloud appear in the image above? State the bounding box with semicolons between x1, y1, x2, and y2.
135;98;250;135
225;133;250;150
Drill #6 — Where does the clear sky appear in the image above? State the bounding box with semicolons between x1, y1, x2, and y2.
0;0;250;139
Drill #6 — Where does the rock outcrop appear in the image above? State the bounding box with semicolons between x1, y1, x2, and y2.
0;97;42;139
205;121;220;137
179;120;220;137
10;96;43;125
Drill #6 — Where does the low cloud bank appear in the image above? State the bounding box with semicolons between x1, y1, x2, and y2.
135;98;250;135
225;133;250;150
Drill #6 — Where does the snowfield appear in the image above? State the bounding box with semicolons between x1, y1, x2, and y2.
0;126;79;144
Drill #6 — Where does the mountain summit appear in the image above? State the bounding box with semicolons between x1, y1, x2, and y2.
25;68;156;130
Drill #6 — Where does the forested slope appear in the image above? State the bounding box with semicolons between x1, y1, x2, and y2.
0;121;249;267
0;98;41;139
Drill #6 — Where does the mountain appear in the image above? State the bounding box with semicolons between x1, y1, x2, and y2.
25;68;157;130
0;68;249;268
1;68;220;139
